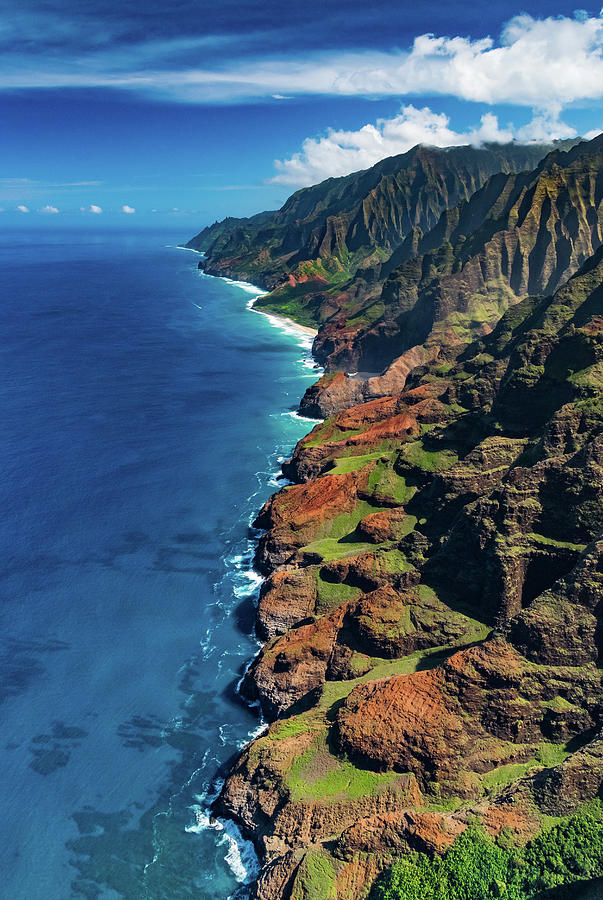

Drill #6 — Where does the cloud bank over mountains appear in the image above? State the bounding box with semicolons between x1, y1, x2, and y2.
270;105;597;186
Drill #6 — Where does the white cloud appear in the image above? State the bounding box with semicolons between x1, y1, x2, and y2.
0;13;603;114
121;204;135;214
514;112;578;143
89;204;102;214
40;204;59;214
271;105;565;186
16;204;29;212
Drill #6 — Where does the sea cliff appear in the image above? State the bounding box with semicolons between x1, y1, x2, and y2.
189;136;603;899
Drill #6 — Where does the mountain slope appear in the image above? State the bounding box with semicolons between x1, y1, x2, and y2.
216;243;603;900
301;134;603;416
187;143;562;314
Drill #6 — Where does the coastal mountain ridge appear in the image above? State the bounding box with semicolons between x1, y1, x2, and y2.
186;136;603;899
299;133;603;417
187;141;569;306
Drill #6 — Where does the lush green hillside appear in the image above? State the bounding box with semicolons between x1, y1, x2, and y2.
372;811;603;900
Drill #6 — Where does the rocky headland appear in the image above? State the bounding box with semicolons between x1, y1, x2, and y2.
188;135;603;899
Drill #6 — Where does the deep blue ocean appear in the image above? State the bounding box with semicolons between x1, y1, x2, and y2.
0;229;318;899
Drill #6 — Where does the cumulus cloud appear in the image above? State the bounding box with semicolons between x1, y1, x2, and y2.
121;204;135;214
16;204;29;212
89;204;102;214
40;204;59;214
340;13;603;109
271;105;570;186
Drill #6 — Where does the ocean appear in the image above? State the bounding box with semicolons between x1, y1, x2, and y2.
0;228;319;899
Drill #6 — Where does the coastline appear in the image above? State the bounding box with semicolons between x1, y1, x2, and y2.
191;265;323;891
247;302;318;339
210;273;319;343
176;247;319;342
172;140;603;899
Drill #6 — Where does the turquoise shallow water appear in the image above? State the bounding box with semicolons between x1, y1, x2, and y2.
0;229;319;899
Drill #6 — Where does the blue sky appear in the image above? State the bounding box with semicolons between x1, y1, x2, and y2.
1;0;603;228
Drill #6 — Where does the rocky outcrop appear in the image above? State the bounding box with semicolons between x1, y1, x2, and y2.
509;539;603;666
217;720;422;858
245;579;481;719
290;383;448;482
253;466;374;572
335;636;601;790
256;569;319;639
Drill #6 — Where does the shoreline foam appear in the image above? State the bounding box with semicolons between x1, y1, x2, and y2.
249;302;318;338
178;249;319;342
186;259;323;890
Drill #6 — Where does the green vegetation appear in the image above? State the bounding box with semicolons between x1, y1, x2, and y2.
301;500;390;561
254;296;323;329
267;717;319;741
535;741;572;767
378;548;414;575
569;359;603;390
368;460;417;504
322;501;383;541
346;300;386;328
438;286;517;343
527;533;588;552
291;851;337;900
315;571;360;611
289;739;398;802
480;761;536;791
397;441;459;474
301;536;378;562
329;451;389;474
480;742;571;793
372;810;603;900
304;418;363;447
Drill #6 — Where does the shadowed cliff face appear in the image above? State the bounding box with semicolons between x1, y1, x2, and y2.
214;247;603;900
